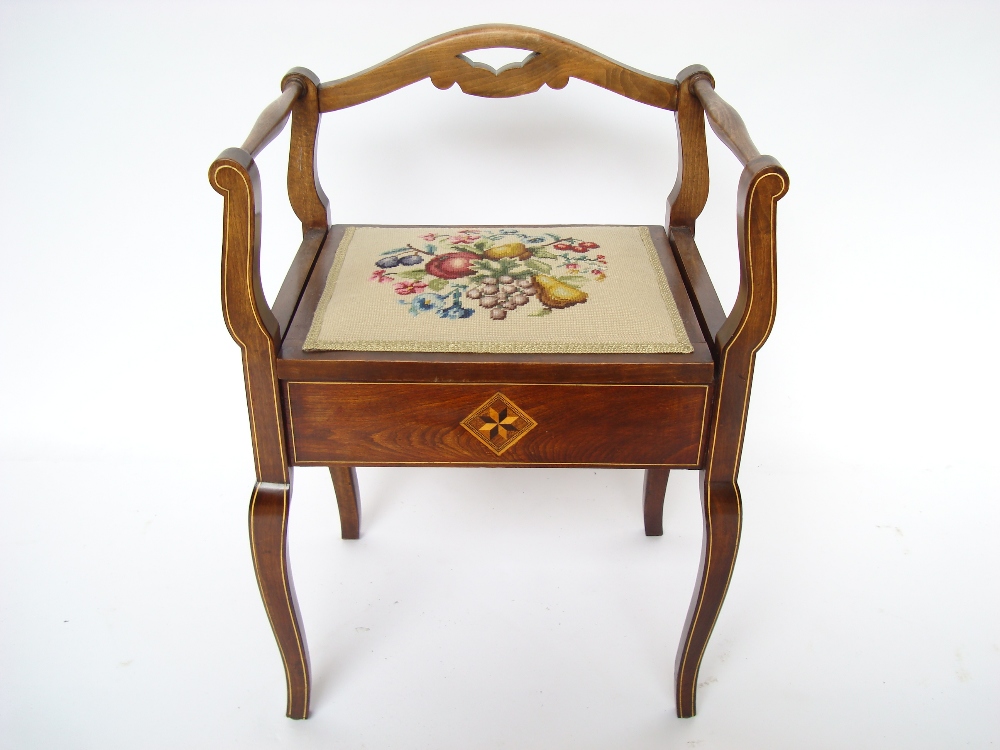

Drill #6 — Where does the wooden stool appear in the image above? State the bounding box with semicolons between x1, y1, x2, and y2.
209;24;788;721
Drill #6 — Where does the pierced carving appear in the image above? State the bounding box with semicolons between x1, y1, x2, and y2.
460;392;537;456
431;50;557;98
457;49;539;76
318;24;678;111
433;71;568;97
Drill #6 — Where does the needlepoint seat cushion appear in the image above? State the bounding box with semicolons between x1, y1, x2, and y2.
303;225;694;354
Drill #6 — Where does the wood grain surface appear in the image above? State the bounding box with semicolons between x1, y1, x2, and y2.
210;149;307;717
281;68;330;231
286;382;709;467
317;24;678;112
674;157;788;718
241;80;302;158
643;468;671;536
249;478;310;719
209;148;288;485
691;76;761;167
329;466;362;540
669;227;727;353
270;228;327;340
667;66;712;231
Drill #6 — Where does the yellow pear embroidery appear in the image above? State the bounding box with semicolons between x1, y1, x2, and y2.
533;274;588;309
484;242;532;261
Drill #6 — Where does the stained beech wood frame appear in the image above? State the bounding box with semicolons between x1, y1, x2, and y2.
667;69;789;716
317;24;679;111
209;24;787;724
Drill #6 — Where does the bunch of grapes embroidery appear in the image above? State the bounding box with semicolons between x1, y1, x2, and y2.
368;229;608;321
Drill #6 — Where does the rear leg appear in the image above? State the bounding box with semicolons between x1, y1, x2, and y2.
329;466;361;540
642;468;670;536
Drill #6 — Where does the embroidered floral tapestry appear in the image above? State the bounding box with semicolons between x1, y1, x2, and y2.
303;226;693;354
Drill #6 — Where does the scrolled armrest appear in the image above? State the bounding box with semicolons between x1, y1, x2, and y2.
211;66;330;349
209;148;280;351
209;147;293;483
716;156;788;358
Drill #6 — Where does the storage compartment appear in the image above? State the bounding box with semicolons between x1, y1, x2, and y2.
285;381;709;466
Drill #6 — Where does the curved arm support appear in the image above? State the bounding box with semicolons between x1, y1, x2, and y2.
282;68;330;231
692;77;761;167
318;24;678;112
209;148;289;484
668;65;713;231
241;80;303;158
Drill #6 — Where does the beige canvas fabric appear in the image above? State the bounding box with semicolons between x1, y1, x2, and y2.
303;226;693;354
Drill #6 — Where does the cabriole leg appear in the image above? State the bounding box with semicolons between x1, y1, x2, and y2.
671;161;788;716
249;478;311;719
212;150;315;719
329;466;361;540
642;468;670;536
674;474;741;717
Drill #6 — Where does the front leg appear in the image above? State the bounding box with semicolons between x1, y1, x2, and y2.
674;474;741;717
673;160;788;717
211;151;311;718
250;478;311;719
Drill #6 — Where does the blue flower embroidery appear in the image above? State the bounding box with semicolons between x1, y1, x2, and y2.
436;290;475;319
437;301;475;319
402;293;448;316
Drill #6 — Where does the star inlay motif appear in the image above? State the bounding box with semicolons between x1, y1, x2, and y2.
460;393;537;455
480;407;518;440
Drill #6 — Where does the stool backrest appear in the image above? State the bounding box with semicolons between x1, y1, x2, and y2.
316;24;678;111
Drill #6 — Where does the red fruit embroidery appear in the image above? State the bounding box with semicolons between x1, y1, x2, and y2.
424;251;480;279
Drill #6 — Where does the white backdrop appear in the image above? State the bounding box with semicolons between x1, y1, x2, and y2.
1;1;998;747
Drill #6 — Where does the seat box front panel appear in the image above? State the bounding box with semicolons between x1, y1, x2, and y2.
285;382;708;467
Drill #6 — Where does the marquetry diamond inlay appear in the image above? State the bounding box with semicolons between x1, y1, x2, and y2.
460;392;537;456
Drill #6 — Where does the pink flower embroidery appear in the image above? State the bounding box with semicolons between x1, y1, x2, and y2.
591;269;606;281
565;263;579;270
394;280;427;295
421;233;438;241
578;241;599;250
370;269;392;283
449;233;480;244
